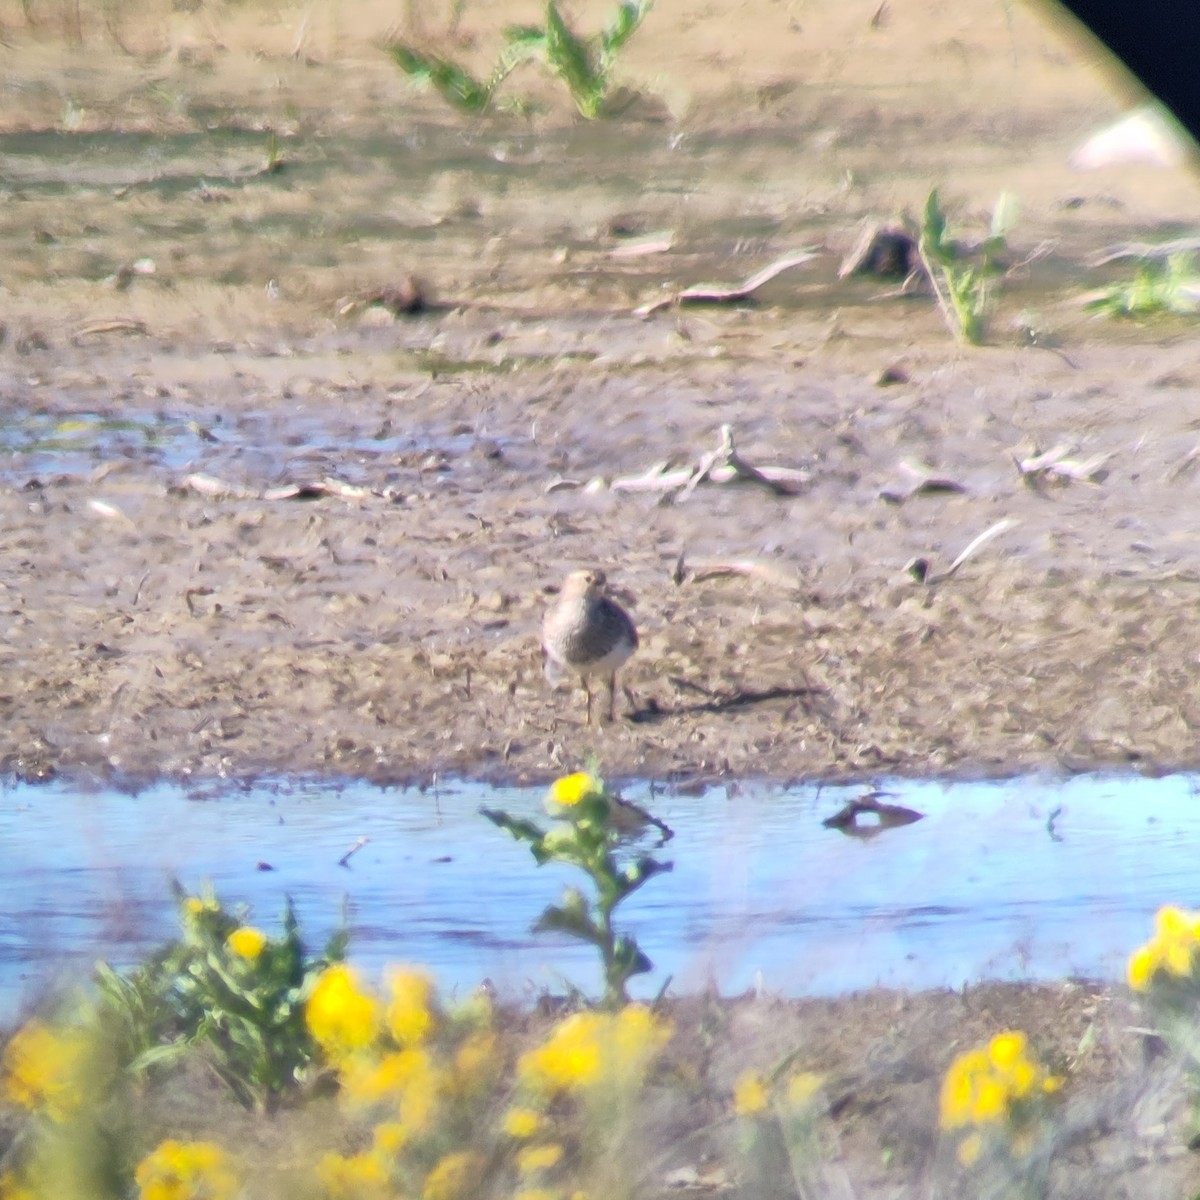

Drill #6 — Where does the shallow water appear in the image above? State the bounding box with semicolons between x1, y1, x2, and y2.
0;410;198;476
2;772;1195;1017
0;403;499;483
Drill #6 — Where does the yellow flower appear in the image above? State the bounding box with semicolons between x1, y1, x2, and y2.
784;1071;824;1108
733;1070;769;1116
939;1049;988;1129
371;1121;409;1157
316;1151;390;1200
343;1047;443;1134
518;1007;671;1098
985;1031;1040;1101
342;1049;413;1106
987;1031;1027;1070
386;967;437;1046
503;1107;543;1139
182;894;220;923
939;1070;972;1128
971;1077;1007;1124
135;1140;238;1200
1128;942;1160;991
226;926;268;961
547;772;598;810
939;1028;1061;1161
514;1191;560;1200
517;1143;564;1175
519;1012;604;1093
306;965;380;1063
1156;905;1194;939
1127;906;1200;991
1157;906;1199;975
1166;941;1194;975
422;1151;480;1200
1;1020;86;1121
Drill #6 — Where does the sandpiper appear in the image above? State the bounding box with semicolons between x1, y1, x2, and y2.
542;569;638;726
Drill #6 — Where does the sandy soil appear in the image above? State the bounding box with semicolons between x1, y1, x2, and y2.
8;328;1200;790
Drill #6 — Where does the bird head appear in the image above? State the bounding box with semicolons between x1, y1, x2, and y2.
562;568;608;600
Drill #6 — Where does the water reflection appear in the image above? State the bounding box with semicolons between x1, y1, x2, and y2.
1;773;1195;1016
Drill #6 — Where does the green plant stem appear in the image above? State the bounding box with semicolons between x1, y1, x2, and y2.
916;236;966;343
597;895;625;1008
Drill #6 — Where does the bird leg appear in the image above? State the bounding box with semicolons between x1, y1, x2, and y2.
606;674;617;722
583;677;594;726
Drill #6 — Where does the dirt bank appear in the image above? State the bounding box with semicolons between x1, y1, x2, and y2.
1;0;1200;787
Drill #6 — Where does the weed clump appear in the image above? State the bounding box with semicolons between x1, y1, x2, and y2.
484;769;672;1009
917;188;1017;345
390;1;653;119
1084;253;1200;319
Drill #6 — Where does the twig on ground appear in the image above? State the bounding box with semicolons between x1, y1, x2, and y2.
686;558;805;592
634;249;819;317
907;516;1020;585
74;319;148;339
1089;237;1200;268
610;425;809;498
1015;443;1111;486
879;461;968;504
338;837;370;867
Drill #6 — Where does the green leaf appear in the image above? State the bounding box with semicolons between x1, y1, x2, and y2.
534;889;603;944
127;1042;190;1075
1086;255;1200;318
618;855;673;897
980;234;1007;269
544;0;604;117
503;23;548;52
94;961;137;1004
611;934;652;976
990;190;1019;241
571;793;615;829
481;807;547;845
323;927;350;963
601;0;651;58
1075;1022;1097;1059
495;24;546;82
493;28;547;90
920;188;948;258
388;44;494;113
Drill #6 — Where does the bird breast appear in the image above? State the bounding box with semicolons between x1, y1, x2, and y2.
544;596;636;673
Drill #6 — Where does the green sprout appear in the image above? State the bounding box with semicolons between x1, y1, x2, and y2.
525;0;652;118
388;44;508;115
483;769;672;1009
918;188;1017;345
1084;252;1200;319
389;0;653;119
261;130;284;175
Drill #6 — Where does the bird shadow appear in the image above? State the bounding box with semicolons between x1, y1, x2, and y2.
627;679;829;724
